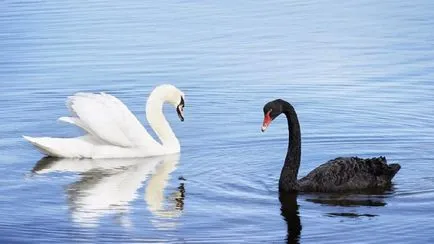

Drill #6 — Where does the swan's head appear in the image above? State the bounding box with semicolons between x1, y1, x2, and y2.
261;99;287;132
156;84;185;122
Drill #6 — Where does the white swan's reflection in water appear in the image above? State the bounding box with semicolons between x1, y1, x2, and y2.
32;154;184;228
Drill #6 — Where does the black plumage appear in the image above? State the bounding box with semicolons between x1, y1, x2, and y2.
261;99;400;193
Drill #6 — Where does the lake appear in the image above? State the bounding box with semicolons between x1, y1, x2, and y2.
1;0;434;243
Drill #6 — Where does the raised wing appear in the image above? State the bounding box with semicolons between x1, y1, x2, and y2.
63;92;161;149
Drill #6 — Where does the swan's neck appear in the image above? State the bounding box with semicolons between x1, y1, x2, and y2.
279;103;301;192
146;95;180;153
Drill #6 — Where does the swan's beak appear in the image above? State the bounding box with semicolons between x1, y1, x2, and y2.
176;97;185;122
261;110;272;132
176;105;184;122
261;122;270;132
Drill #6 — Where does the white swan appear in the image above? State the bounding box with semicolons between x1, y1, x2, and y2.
23;84;185;158
31;154;183;228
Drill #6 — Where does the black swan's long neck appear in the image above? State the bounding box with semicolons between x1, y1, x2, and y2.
279;103;301;192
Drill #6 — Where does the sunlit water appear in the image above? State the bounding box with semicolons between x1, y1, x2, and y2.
1;0;434;243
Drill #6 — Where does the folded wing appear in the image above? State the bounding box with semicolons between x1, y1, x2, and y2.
63;92;160;149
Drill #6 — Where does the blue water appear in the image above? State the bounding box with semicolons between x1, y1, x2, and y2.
1;0;434;243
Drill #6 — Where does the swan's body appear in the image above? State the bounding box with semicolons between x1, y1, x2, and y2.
261;99;401;193
24;84;185;159
297;156;400;192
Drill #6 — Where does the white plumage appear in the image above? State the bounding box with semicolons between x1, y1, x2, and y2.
24;84;185;158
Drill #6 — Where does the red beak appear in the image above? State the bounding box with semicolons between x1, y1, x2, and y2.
261;110;272;132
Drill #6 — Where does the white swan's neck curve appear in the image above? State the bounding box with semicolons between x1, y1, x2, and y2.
145;85;182;154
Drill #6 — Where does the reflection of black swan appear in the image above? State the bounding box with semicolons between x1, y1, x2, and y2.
261;99;401;192
279;192;302;244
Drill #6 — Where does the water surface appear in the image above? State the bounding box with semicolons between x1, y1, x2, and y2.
1;0;434;243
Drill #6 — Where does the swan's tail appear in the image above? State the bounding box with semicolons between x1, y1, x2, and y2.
388;163;401;179
23;135;93;158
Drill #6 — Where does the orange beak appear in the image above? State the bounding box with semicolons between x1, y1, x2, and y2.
261;110;272;132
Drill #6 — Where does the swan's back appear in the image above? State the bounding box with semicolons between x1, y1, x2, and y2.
298;157;400;192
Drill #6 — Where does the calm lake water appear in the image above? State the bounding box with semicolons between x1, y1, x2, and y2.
1;0;434;243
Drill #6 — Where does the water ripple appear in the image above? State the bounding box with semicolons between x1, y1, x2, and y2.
1;0;434;243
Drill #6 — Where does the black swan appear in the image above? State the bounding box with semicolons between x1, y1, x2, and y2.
261;99;401;192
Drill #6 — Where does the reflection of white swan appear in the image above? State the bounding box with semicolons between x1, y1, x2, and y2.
24;84;185;158
146;155;184;217
32;154;184;228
